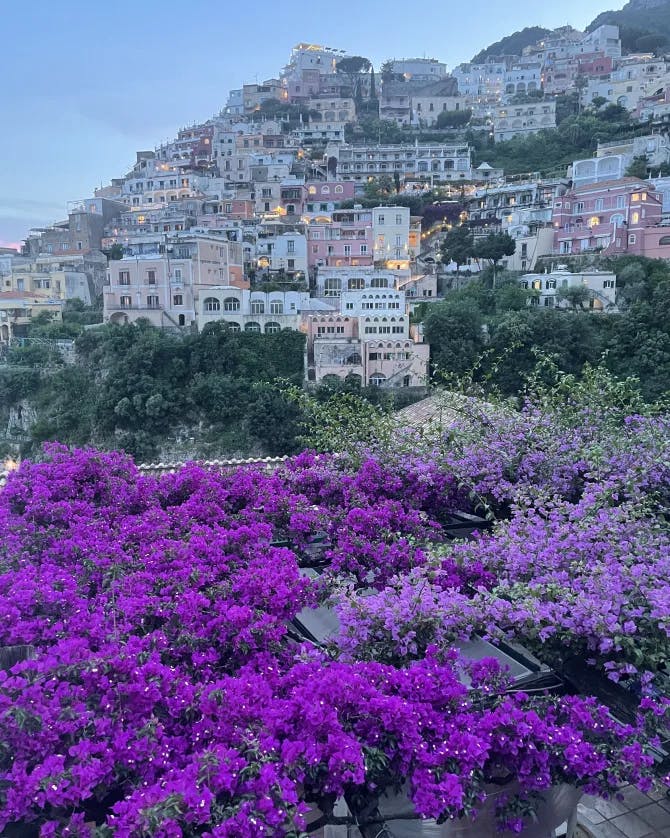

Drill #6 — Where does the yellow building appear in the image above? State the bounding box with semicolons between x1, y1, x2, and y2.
0;291;64;342
3;261;90;304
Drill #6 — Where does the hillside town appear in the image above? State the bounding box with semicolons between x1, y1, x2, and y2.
6;4;670;837
8;20;670;387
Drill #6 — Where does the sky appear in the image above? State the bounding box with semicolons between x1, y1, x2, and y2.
0;0;625;248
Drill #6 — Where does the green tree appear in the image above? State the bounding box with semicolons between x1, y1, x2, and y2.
336;56;372;103
556;284;593;310
473;233;516;284
440;225;475;273
424;300;485;378
435;109;472;129
625;155;649;179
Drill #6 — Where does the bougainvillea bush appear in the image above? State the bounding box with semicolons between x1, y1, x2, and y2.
0;387;668;837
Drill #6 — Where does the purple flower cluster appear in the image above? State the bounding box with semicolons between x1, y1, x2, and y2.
0;438;665;835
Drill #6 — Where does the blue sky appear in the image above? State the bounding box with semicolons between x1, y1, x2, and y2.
1;0;623;247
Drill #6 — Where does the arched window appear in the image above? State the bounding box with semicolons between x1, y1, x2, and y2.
370;277;388;288
244;322;261;332
348;277;365;290
346;352;362;365
269;300;284;314
659;235;670;245
335;185;343;194
324;277;342;297
223;297;240;311
250;300;265;314
204;297;220;312
227;322;241;332
370;372;386;387
321;185;330;194
611;214;624;228
264;322;281;334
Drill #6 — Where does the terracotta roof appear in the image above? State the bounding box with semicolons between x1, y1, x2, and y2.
395;391;505;430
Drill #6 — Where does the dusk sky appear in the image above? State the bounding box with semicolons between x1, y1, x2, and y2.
1;0;624;248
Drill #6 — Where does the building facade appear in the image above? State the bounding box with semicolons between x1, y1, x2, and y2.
103;234;245;329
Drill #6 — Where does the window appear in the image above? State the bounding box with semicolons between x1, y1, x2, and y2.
147;270;156;284
360;245;368;254
348;277;365;290
616;195;625;209
227;322;241;332
120;296;132;309
244;322;261;332
344;245;351;256
173;294;183;306
287;240;295;254
250;300;265;314
269;300;283;314
659;235;670;245
631;212;640;224
204;297;221;312
324;278;342;297
603;279;615;288
335;185;343;194
147;295;160;309
395;214;403;225
377;214;385;224
370;373;386;386
370;277;388;288
119;271;130;285
628;234;637;244
174;268;182;282
223;297;240;311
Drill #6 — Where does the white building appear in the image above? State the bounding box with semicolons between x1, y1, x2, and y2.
289;121;347;145
390;58;448;81
503;61;543;97
452;62;507;102
520;266;617;311
372;206;411;268
571;134;670;186
331;142;474;184
314;266;409;299
256;226;307;277
196;288;318;332
579;24;622;60
305;288;429;389
493;100;556;142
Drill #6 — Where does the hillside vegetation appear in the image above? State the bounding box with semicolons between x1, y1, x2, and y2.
588;0;670;51
471;26;551;62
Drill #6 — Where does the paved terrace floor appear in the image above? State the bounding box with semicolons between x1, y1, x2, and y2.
577;784;670;837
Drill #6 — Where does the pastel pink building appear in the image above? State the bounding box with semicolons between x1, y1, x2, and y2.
304;308;429;389
552;178;663;256
307;209;374;269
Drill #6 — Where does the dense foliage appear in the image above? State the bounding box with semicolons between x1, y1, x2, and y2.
1;365;669;834
471;26;551;63
1;322;307;461
422;257;670;401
